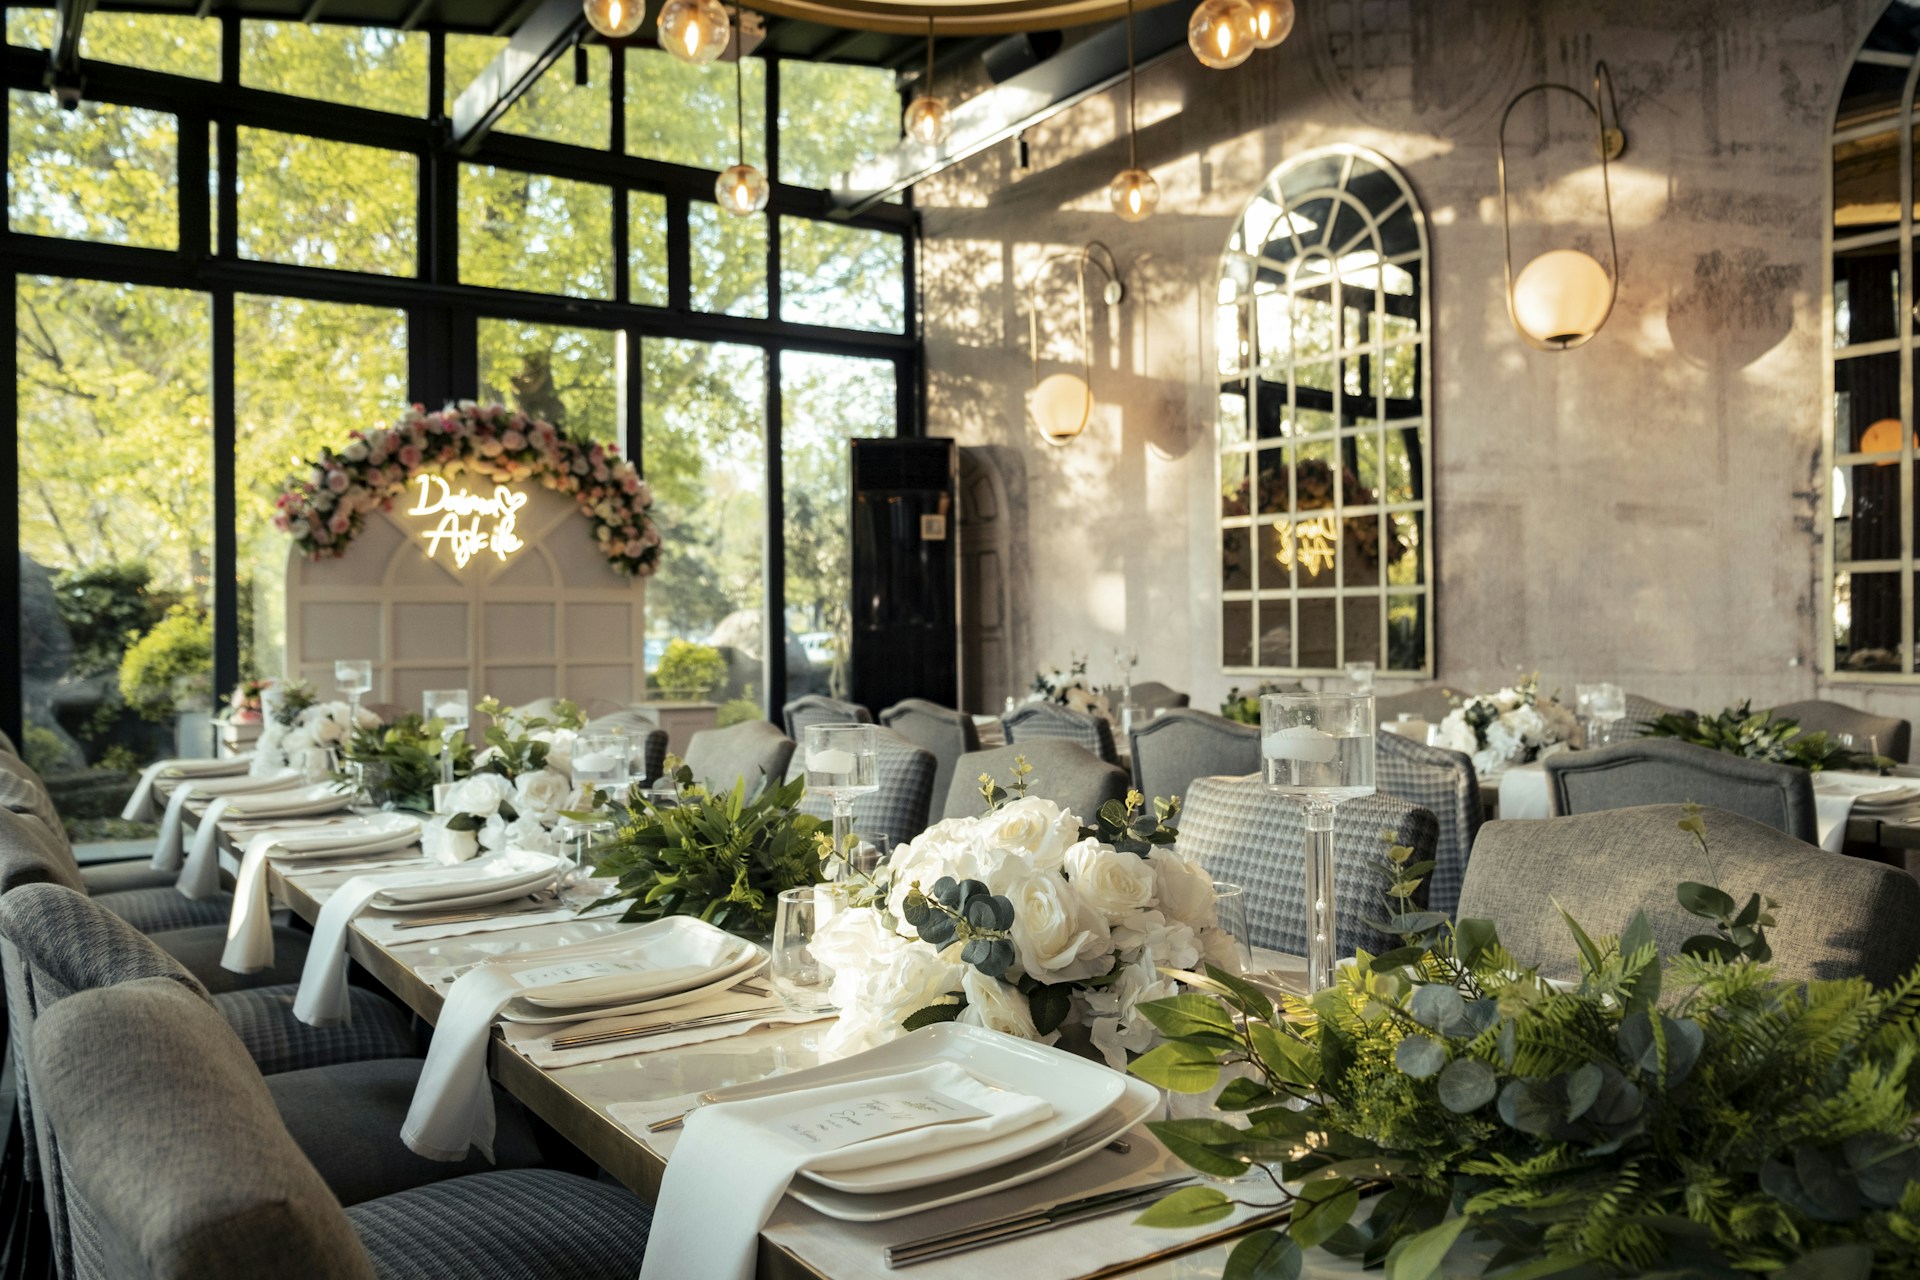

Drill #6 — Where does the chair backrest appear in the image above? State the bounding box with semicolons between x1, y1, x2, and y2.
1127;710;1257;806
1002;703;1119;765
0;727;16;756
1458;804;1920;988
1543;738;1818;844
879;699;980;815
1176;776;1440;959
0;753;72;857
1127;682;1190;714
33;977;375;1280
793;727;937;846
681;720;796;796
943;740;1128;825
0;805;86;895
1374;730;1482;919
1622;692;1686;734
781;695;874;742
1373;685;1456;724
361;701;408;725
1769;699;1912;764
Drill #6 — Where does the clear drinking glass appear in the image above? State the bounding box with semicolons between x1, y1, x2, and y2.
771;885;838;1014
424;688;469;787
557;817;616;906
571;733;627;796
1588;683;1627;747
334;659;373;723
1345;661;1376;695
1211;881;1251;976
1261;692;1376;992
625;732;656;789
803;723;878;862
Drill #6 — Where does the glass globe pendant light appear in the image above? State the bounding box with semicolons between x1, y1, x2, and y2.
903;16;952;147
582;0;644;38
715;47;768;216
659;0;730;65
1246;0;1295;49
1108;0;1158;222
1189;0;1258;69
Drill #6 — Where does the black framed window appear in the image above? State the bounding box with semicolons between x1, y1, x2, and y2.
2;7;916;788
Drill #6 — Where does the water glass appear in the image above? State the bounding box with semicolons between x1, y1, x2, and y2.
804;724;879;858
771;886;838;1015
1211;881;1251;976
1837;731;1881;762
571;733;627;793
556;817;616;906
625;732;657;788
1261;692;1376;992
1345;661;1376;695
345;759;389;810
424;689;469;786
335;660;373;721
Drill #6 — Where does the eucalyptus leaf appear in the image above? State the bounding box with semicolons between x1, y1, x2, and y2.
1779;1244;1873;1280
1436;1058;1497;1113
1407;983;1472;1037
1677;881;1737;920
1394;1033;1448;1080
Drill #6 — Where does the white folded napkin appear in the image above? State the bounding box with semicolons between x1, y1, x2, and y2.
222;820;423;974
502;991;826;1070
150;771;299;871
292;866;468;1026
175;797;234;899
122;755;252;822
638;1063;1054;1280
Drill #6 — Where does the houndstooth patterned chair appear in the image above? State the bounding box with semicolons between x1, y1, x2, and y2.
1622;692;1688;736
34;977;652;1280
1002;703;1120;765
1374;730;1481;919
782;694;874;742
793;727;937;845
879;699;981;820
1128;709;1258;809
1176;776;1440;960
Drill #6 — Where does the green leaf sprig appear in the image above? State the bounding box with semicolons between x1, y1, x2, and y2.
1646;702;1893;774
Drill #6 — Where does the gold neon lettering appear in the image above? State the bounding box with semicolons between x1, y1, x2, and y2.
407;474;529;569
1274;514;1339;577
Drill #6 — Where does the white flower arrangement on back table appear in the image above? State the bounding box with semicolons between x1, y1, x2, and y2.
251;679;381;781
422;697;588;862
1432;673;1579;776
809;759;1233;1069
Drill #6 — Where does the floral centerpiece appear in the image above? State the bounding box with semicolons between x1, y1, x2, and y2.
226;678;273;724
422;697;585;860
1129;808;1920;1279
1432;674;1577;775
1647;701;1892;773
272;402;661;577
339;712;471;812
1029;654;1110;718
809;764;1225;1069
251;680;381;780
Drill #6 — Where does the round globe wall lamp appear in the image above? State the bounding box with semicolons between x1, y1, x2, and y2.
1497;61;1625;351
1026;244;1125;446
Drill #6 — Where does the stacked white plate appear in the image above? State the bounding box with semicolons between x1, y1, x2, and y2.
361;850;566;913
674;1023;1159;1222
498;917;765;1023
181;771;307;799
219;781;356;820
256;813;422;861
1814;771;1920;817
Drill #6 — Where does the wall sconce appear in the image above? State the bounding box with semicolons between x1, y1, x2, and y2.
1497;61;1625;350
1027;244;1124;446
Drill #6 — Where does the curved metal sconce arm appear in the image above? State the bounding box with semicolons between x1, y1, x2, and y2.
1497;61;1624;351
1026;242;1126;445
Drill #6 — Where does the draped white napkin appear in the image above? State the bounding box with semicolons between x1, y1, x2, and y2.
638;1063;1054;1280
175;797;234;899
150;771;299;871
292;867;465;1027
221;819;424;974
122;755;252;823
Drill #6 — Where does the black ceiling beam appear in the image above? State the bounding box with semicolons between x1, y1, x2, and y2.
830;5;1184;214
300;0;327;23
399;0;434;29
49;0;97;104
452;0;584;153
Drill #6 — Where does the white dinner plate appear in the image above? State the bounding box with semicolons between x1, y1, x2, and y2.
260;814;423;859
220;783;356;818
368;851;564;905
499;944;766;1024
518;929;759;1007
183;772;305;797
373;878;557;913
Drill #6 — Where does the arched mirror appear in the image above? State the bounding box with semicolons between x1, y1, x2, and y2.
1217;146;1433;676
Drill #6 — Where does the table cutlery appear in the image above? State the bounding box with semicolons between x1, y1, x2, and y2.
390;892;560;931
547;1003;785;1050
882;1175;1198;1268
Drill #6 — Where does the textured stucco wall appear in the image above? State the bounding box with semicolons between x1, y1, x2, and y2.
919;0;1913;722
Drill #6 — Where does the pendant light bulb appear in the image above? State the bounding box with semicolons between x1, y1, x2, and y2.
904;96;952;146
582;0;644;38
1109;168;1160;222
1247;0;1294;49
716;163;769;216
658;0;730;65
1189;0;1258;69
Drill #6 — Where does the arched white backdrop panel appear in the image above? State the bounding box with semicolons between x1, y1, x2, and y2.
283;479;645;712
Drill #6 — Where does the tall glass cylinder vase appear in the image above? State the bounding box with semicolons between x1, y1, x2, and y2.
1261;692;1376;992
803;723;878;863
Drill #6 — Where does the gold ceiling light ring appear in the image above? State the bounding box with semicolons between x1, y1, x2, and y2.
1497;60;1626;351
1027;243;1125;446
743;0;1185;36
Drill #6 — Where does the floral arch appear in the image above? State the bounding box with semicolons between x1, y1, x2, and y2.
273;402;660;577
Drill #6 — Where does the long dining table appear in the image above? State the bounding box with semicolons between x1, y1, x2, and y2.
170;789;1360;1280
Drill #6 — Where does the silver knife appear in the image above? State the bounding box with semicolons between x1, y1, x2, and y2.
884;1175;1199;1267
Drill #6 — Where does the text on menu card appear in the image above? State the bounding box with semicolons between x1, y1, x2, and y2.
775;1090;989;1152
407;474;529;569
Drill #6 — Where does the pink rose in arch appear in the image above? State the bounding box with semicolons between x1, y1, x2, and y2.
398;445;423;469
503;429;527;451
621;474;641;496
326;469;350;494
328;513;350;535
272;514;290;531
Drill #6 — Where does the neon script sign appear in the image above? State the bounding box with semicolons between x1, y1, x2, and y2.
1274;514;1339;577
407;474;528;569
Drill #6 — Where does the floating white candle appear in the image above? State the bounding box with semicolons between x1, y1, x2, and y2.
807;748;858;774
1263;725;1339;763
572;752;615;774
435;702;466;721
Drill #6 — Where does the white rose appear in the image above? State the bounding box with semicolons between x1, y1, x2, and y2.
422;815;480;864
956;967;1050;1043
1084;957;1178;1070
532;728;576;776
820;927;964;1057
1000;864;1114;985
1434;711;1477;755
1148;848;1218;929
343;440;369;462
1110;909;1200;973
1064;839;1157;924
513;768;572;824
885;829;995;931
1197;925;1245;975
972;797;1081;872
442;772;513;819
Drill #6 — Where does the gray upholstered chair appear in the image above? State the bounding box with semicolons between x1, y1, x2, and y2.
879;699;981;817
0;752;206;905
1622;692;1687;735
1373;685;1456;724
681;720;797;796
1458;804;1920;988
1543;738;1818;845
943;740;1128;825
34;976;651;1280
1128;709;1258;807
0;883;539;1276
1002;702;1120;765
1769;698;1912;764
1177;776;1440;960
781;694;874;741
1374;730;1482;919
1127;682;1190;715
793;726;938;845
